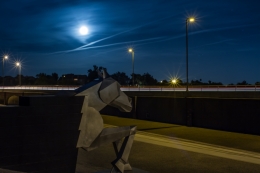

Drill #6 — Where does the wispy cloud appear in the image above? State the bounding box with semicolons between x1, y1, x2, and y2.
48;13;180;54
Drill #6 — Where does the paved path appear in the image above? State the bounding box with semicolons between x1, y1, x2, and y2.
104;123;260;165
135;131;260;165
76;116;260;173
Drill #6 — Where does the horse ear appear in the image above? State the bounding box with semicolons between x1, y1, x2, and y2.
97;69;103;78
102;69;110;79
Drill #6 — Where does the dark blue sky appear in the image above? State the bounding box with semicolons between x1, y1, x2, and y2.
1;0;260;84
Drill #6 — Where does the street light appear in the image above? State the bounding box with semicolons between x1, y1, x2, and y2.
186;17;195;92
128;48;135;86
16;62;21;86
172;78;177;91
2;55;8;88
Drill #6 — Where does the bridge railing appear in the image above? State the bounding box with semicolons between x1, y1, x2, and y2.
120;85;260;92
0;85;79;90
1;85;260;92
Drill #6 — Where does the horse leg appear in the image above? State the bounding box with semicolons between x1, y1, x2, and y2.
84;126;137;173
111;126;136;173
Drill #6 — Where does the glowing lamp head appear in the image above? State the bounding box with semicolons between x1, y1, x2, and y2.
4;55;8;59
128;48;133;53
16;62;20;66
189;18;195;22
172;79;177;84
79;26;89;35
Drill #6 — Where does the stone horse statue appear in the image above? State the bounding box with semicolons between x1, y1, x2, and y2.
72;70;136;173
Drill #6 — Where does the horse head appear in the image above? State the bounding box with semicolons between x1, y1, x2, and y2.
74;70;132;112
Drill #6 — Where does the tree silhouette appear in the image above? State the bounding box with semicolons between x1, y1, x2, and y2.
87;65;107;82
141;73;157;85
52;73;59;82
237;80;249;85
110;72;130;85
35;73;48;85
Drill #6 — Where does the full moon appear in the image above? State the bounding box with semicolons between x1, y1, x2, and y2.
79;26;89;35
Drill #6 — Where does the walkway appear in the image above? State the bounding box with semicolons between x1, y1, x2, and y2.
75;115;260;173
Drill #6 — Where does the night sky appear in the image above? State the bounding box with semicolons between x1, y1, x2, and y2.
1;0;260;84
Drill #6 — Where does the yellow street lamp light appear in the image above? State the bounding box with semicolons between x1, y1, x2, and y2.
16;62;21;86
128;48;135;85
171;78;178;91
2;55;8;88
189;18;195;22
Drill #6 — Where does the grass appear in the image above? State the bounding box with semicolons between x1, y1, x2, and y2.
102;114;260;153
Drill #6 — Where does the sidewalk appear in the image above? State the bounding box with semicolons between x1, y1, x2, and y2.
75;115;260;173
102;115;260;153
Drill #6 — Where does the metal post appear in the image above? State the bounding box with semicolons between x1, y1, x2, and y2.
185;20;189;126
19;66;21;86
2;57;4;88
185;17;195;127
132;51;135;86
186;19;189;93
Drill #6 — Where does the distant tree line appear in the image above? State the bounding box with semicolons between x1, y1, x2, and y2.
0;65;259;86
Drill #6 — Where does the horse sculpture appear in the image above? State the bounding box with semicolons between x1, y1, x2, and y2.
71;70;136;173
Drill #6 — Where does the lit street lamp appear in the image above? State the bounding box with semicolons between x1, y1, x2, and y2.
128;48;135;86
186;17;195;92
2;55;8;88
16;62;21;86
172;78;177;91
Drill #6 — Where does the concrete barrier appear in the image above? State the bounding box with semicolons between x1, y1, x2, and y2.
0;96;84;173
101;96;260;135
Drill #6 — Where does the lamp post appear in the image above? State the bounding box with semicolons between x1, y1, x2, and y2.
186;17;195;92
16;62;21;86
128;48;135;86
2;55;8;88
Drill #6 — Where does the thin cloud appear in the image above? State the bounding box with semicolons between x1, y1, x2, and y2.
48;13;181;55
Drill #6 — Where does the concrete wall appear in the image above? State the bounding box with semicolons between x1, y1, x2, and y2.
125;91;260;98
0;92;54;105
0;96;84;173
2;90;260;106
190;98;260;134
102;97;260;135
135;97;186;125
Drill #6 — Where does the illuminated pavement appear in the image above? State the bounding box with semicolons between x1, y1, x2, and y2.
76;115;260;173
134;131;260;165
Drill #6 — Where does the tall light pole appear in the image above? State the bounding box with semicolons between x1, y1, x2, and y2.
186;17;195;92
16;62;21;86
128;48;135;86
2;55;8;88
